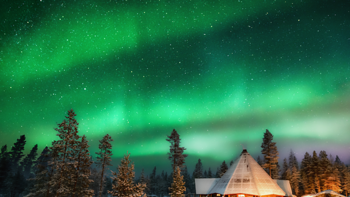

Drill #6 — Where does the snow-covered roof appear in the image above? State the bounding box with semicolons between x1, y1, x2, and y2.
302;190;346;197
195;149;286;196
273;179;293;197
195;178;220;195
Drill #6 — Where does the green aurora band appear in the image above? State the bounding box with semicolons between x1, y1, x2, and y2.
0;0;350;174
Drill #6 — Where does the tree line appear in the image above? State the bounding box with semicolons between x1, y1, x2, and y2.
0;110;349;197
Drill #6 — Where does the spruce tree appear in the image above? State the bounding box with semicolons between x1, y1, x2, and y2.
281;158;291;180
149;166;157;195
9;135;26;174
208;168;212;178
182;166;191;194
103;176;113;196
219;161;228;177
95;134;113;197
169;166;186;197
230;160;233;166
203;170;208;178
319;150;332;191
215;167;220;178
139;169;150;195
166;129;188;175
0;145;11;195
300;152;312;194
309;151;321;193
289;150;299;171
20;144;38;179
24;146;52;197
261;129;279;177
271;161;281;179
108;151;146;196
193;159;203;178
89;167;102;196
50;109;82;196
8;168;27;196
72;135;94;196
341;166;350;196
290;166;300;195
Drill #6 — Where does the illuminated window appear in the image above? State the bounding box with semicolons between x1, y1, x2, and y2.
217;194;221;196
238;195;245;197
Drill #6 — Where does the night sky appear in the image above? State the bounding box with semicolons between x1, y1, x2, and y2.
1;0;350;177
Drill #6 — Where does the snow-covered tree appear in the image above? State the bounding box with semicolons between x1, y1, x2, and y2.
89;167;102;196
20;144;38;179
166;129;188;175
95;134;113;197
281;158;291;180
49;109;82;196
271;161;281;179
341;165;350;196
71;135;94;196
169;166;186;197
289;150;299;171
24;146;52;197
300;152;312;194
108;151;146;197
261;129;279;177
182;166;192;194
319;150;332;191
309;151;321;193
290;166;300;195
219;161;228;177
193;159;203;178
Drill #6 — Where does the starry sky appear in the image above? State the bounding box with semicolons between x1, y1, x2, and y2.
1;0;350;177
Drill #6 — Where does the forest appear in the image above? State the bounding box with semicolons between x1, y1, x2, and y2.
0;109;349;197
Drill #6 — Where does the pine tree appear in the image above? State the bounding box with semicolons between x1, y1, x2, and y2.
193;159;203;178
289;151;299;171
72;135;94;196
149;166;157;195
8;168;27;197
230;160;234;166
9;135;26;174
89;167;102;196
50;109;82;196
182;166;191;194
271;161;281;179
203;170;208;178
290;166;300;195
215;167;220;178
300;152;312;194
169;166;186;197
166;129;188;175
108;151;146;196
24;146;52;197
139;169;149;195
309;151;321;193
95;134;113;197
319;150;332;191
281;158;291;180
0;145;11;195
20;144;38;179
103;176;113;196
219;161;228;177
208;168;212;178
341;166;350;197
261;129;279;177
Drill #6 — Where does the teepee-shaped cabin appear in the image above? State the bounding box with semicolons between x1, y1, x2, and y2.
195;149;293;197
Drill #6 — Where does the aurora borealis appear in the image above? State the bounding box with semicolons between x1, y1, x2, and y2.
1;0;350;176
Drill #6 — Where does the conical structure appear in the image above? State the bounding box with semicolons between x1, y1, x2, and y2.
205;149;286;196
